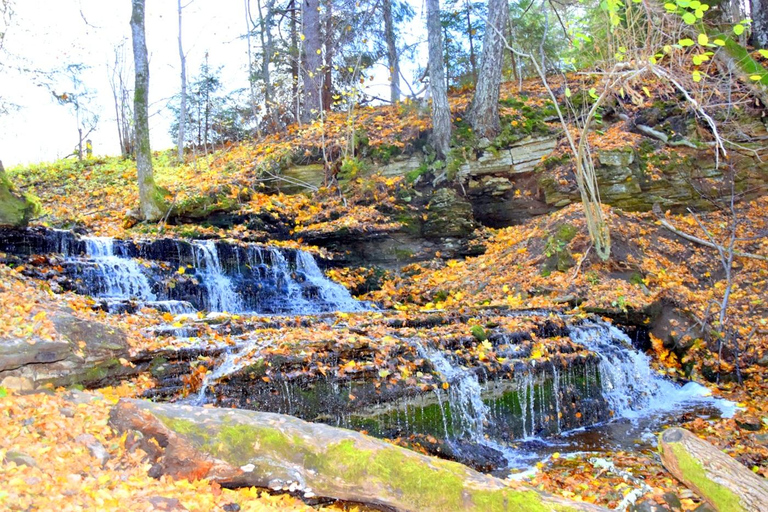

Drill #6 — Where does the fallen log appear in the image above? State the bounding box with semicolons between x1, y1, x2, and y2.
659;428;768;512
109;398;606;512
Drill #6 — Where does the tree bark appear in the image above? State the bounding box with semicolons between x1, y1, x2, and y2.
465;0;477;84
659;428;768;512
383;0;401;102
426;0;451;158
109;398;607;512
130;0;166;221
322;0;333;111
177;0;187;162
256;0;276;130
290;0;300;123
751;0;768;50
301;0;323;121
469;0;509;139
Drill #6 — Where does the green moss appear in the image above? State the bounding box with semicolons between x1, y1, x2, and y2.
319;440;466;509
0;166;41;226
542;223;578;274
472;489;551;512
240;358;267;378
82;358;121;383
405;162;430;183
666;442;745;512
470;325;487;342
157;415;305;468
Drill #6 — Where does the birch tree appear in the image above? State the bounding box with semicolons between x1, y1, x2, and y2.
130;0;166;221
177;0;188;162
108;41;134;159
426;0;451;158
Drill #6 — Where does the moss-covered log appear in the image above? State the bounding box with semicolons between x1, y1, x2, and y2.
659;428;768;512
109;398;606;512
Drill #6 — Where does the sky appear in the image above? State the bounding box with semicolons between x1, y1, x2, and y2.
0;0;426;168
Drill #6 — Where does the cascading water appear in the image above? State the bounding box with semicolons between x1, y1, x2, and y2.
191;240;242;313
566;320;734;419
407;318;735;469
416;343;489;440
295;251;367;312
82;236;156;300
249;246;313;312
36;231;367;315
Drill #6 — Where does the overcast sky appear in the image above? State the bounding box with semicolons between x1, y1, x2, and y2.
0;0;426;167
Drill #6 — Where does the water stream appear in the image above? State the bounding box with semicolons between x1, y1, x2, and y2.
191;240;242;313
56;235;364;315
2;228;737;472
82;236;156;301
413;318;736;469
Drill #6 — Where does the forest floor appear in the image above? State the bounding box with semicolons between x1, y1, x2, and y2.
3;78;768;510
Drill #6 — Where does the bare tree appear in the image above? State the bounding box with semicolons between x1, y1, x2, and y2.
382;0;400;102
177;0;189;162
253;0;276;130
130;0;166;221
51;64;99;161
108;41;134;158
302;0;323;121
426;0;451;158
469;0;508;139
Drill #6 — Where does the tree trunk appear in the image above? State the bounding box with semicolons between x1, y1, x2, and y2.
130;0;166;221
177;0;187;162
109;398;607;512
0;161;39;227
290;0;300;123
252;0;276;131
751;0;768;50
302;0;323;121
426;0;451;158
465;0;477;84
469;0;509;139
659;428;768;512
322;0;333;111
383;0;400;102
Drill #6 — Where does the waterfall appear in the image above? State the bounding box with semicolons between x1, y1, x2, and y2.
416;343;489;441
82;236;155;300
295;250;366;312
567;320;736;419
192;240;242;313
263;247;313;312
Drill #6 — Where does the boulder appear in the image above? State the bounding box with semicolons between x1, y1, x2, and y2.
0;311;131;389
423;188;476;238
0;161;40;227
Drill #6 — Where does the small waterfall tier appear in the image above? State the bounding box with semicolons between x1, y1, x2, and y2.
181;314;734;471
0;227;365;314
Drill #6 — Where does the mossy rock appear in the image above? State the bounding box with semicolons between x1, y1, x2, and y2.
0;164;40;227
422;188;476;238
542;223;578;274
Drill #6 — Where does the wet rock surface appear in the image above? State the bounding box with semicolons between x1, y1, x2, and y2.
0;310;130;389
